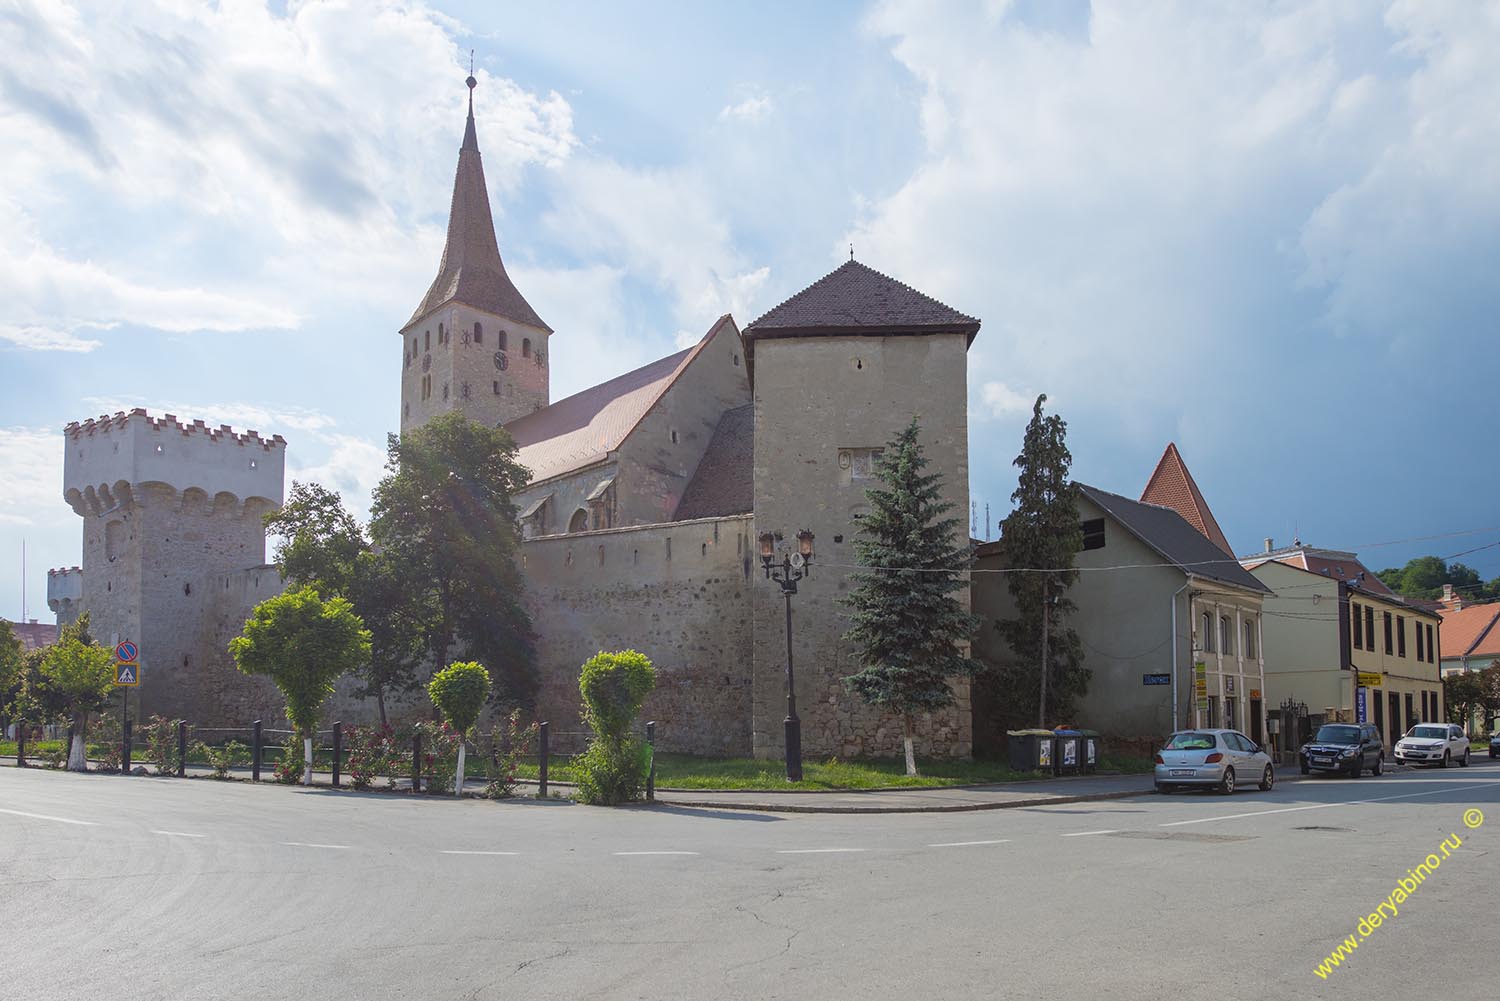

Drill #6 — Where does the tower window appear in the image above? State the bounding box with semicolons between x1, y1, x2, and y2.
443;382;449;400
522;338;532;358
439;322;445;344
492;380;500;395
404;401;410;417
498;330;508;351
425;330;431;350
732;353;740;366
670;429;679;444
474;322;483;344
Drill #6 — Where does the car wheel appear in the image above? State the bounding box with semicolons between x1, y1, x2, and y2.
1155;782;1169;794
1459;749;1469;767
1349;757;1361;778
1218;767;1236;795
1259;765;1274;791
1372;755;1383;776
1300;763;1309;775
1441;751;1450;768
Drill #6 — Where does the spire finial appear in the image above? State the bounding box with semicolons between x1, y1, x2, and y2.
849;244;854;261
462;53;479;151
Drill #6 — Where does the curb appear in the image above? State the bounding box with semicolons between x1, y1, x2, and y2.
652;788;1154;815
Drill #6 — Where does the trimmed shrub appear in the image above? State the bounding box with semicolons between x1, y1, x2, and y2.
574;650;656;806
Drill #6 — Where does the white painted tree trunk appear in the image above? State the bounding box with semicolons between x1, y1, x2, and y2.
303;736;313;786
67;727;87;772
455;743;466;797
903;717;918;777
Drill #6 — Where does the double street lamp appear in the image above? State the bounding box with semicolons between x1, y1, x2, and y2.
758;529;814;782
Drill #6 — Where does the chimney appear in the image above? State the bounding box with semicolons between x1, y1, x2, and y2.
1264;537;1274;554
1442;583;1462;611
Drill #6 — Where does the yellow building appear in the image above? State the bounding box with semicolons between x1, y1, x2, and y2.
1244;548;1444;754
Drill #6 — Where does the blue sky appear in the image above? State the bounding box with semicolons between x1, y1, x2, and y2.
4;0;1500;621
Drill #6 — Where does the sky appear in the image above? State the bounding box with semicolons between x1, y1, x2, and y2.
3;0;1500;622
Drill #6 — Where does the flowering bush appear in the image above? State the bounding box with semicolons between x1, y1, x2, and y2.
273;734;302;784
194;740;243;779
419;720;461;795
481;710;539;799
140;715;180;776
345;723;395;791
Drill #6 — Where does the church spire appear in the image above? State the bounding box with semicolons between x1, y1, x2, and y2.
405;68;550;333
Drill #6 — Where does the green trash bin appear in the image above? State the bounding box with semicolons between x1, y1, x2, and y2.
1053;729;1083;776
1006;729;1056;772
1079;730;1102;773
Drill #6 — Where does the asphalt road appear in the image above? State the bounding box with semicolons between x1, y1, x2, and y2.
3;760;1497;1001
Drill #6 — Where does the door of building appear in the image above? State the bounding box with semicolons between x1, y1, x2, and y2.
1250;699;1263;747
1373;690;1384;748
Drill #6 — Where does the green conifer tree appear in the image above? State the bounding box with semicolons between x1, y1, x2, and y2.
843;419;980;776
994;394;1087;727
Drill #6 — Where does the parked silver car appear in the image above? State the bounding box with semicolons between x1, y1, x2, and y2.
1155;728;1275;795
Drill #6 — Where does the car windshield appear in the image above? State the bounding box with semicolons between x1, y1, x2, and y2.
1409;726;1448;740
1165;732;1217;750
1313;725;1359;744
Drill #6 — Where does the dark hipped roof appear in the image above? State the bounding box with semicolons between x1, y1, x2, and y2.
744;260;979;341
1078;484;1269;594
407;91;550;332
674;404;753;521
1139;442;1234;556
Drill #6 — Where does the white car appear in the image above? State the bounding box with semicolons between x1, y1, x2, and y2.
1394;724;1470;767
1154;729;1276;795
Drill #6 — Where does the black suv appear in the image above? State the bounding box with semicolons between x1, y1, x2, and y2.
1300;723;1385;777
1490;733;1499;759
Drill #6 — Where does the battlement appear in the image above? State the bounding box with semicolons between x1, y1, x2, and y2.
63;408;286;518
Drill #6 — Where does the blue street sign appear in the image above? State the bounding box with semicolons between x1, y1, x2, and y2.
1356;687;1368;724
115;640;138;664
115;662;139;686
1142;673;1171;686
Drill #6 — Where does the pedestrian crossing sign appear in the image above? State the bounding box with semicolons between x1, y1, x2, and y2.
115;663;139;686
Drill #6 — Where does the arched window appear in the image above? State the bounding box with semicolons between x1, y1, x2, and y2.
523;337;532;358
473;321;483;344
568;508;589;534
498;330;507;350
1200;611;1214;652
1220;616;1234;656
425;330;431;350
439;322;445;343
1244;619;1257;659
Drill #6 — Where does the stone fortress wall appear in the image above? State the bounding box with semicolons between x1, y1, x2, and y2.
522;514;756;755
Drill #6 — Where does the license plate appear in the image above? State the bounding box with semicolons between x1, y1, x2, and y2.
1170;769;1193;777
1313;757;1333;764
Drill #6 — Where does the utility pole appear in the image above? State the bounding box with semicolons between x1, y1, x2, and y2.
1038;577;1049;728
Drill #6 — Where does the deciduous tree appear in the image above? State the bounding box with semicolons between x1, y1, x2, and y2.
229;586;371;785
369;412;535;708
428;660;490;796
843;418;980;776
35;621;115;771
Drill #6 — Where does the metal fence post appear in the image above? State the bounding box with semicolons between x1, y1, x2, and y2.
177;720;187;777
15;721;25;767
412;731;422;793
646;720;656;802
331;722;342;788
121;718;132;775
538;721;549;798
251;720;263;782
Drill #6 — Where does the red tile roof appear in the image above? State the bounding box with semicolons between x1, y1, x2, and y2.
4;620;57;652
407;91;549;332
506;316;733;485
1139;443;1233;556
1438;603;1500;661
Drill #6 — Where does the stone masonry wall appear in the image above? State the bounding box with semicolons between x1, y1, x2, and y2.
521;514;755;755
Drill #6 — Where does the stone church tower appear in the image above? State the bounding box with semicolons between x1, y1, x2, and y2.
400;74;552;432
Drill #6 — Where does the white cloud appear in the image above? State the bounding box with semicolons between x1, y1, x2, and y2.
977;380;1037;419
0;324;103;353
543;159;770;333
0;427;63;528
288;433;388;523
0;0;578;351
719;95;774;122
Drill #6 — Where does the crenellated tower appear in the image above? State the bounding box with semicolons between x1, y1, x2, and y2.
400;72;551;433
60;409;286;719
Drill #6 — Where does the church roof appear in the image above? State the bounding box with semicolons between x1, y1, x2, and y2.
674;404;754;520
406;85;550;333
1139;443;1234;556
506;315;733;485
744;260;980;340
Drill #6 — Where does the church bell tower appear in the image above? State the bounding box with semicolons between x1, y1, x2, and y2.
399;71;552;433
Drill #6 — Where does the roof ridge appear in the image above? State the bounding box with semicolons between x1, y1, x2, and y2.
745;259;979;331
